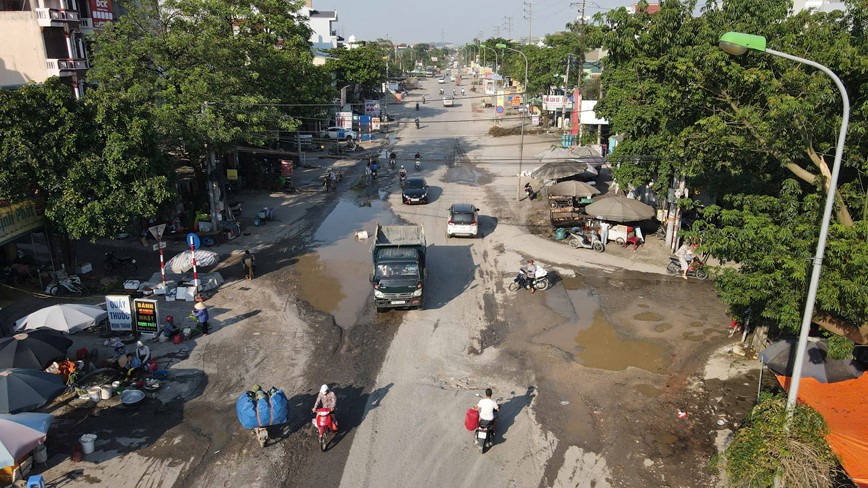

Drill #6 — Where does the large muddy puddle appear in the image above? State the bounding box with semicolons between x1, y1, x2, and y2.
533;274;668;373
295;198;396;328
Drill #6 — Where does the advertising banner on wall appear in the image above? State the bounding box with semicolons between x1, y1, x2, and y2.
364;100;380;115
106;295;133;332
336;111;353;129
89;0;113;27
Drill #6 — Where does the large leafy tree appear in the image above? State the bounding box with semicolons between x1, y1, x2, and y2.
592;0;868;345
0;79;170;243
87;0;325;163
324;45;387;96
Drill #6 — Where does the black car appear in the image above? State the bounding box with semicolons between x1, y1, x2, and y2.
402;177;429;204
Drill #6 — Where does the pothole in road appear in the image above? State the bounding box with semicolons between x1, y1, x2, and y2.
294;198;397;329
444;165;492;186
533;277;669;373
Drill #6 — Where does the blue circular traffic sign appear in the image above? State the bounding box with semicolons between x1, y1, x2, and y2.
496;105;504;114
187;232;201;250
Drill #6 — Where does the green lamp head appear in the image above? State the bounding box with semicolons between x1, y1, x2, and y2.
719;32;767;56
495;43;508;49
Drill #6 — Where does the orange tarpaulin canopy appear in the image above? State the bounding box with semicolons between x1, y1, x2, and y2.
776;374;868;487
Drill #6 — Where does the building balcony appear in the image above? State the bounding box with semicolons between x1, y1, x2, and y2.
46;58;88;77
35;7;80;27
79;17;92;32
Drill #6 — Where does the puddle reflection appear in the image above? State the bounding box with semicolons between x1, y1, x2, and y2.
295;199;397;329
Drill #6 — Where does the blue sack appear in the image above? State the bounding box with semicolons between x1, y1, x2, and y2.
270;390;289;425
236;393;259;430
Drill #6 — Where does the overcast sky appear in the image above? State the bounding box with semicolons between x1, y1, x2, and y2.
320;0;634;45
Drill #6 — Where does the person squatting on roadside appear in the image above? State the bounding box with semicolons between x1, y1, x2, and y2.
472;388;499;433
193;301;210;335
243;250;256;280
521;259;538;294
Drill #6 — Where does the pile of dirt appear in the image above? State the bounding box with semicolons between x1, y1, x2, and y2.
488;125;547;137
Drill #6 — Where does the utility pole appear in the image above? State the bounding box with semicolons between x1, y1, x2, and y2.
523;1;532;45
560;54;571;131
494;25;501;38
570;0;587;141
503;16;513;41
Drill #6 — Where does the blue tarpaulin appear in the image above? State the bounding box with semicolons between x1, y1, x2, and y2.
236;389;289;429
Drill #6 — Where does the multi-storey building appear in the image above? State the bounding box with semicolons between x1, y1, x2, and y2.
0;0;112;98
298;0;339;65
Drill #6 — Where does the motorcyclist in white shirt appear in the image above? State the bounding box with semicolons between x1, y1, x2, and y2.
473;388;499;431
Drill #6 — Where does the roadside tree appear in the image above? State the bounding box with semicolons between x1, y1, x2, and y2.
592;0;868;346
325;45;388;97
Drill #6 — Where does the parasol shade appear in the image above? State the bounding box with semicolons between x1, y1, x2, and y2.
0;330;72;370
0;368;66;414
165;250;220;273
584;197;655;222
760;338;865;384
0;412;52;467
15;304;106;334
549;181;600;198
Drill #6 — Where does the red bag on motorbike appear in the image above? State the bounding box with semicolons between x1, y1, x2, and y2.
465;408;480;431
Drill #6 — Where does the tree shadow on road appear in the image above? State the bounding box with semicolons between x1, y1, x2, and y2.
495;386;536;446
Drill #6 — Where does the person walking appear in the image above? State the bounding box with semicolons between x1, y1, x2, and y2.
193;301;210;335
243;250;256;280
365;162;372;186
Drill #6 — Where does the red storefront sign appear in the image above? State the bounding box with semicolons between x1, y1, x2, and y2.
90;0;113;27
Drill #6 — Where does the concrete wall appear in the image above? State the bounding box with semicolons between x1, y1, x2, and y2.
0;11;47;87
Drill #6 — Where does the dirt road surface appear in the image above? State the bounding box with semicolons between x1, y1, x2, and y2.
19;76;763;488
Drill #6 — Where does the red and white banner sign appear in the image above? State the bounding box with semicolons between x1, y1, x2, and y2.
89;0;112;27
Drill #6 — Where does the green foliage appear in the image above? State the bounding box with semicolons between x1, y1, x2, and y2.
88;0;325;160
593;0;868;340
0;79;171;239
324;45;387;94
718;393;840;488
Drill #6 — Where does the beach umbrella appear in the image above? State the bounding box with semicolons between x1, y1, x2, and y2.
0;369;66;414
166;250;220;273
549;181;600;198
584;197;655;222
14;304;106;334
0;330;72;370
0;412;51;467
760;338;865;384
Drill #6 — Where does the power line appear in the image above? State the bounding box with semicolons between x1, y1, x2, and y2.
523;1;533;45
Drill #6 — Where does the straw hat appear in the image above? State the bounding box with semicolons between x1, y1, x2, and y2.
194;302;206;310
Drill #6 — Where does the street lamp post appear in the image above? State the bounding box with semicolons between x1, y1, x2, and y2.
479;44;498;74
496;43;529;201
718;32;850;418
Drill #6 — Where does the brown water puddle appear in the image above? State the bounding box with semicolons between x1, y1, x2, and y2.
635;383;663;397
634;311;663;321
295;199;396;329
575;314;668;373
533;280;669;374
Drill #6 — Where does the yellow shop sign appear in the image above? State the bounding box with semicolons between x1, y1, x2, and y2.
0;200;44;246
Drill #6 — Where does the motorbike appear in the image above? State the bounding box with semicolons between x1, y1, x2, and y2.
371;166;378;180
415;102;419;111
313;408;337;452
103;252;137;273
461;88;465;96
470;87;477;92
476;419;496;453
439;88;444;95
523;183;536;201
45;270;87;296
414;157;421;171
389;157;396;170
399;172;407;187
422;96;426;104
568;230;605;253
508;265;549;291
667;256;708;280
415;118;420;129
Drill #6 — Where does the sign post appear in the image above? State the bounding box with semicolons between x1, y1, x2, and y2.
148;224;167;291
187;232;201;294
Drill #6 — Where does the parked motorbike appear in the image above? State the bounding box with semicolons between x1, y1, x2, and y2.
103;252;137;273
45;270;87;296
313;408;337;452
667;256;708;280
508;265;549;291
568;230;605;253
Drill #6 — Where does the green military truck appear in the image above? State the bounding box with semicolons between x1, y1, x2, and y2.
370;224;427;312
